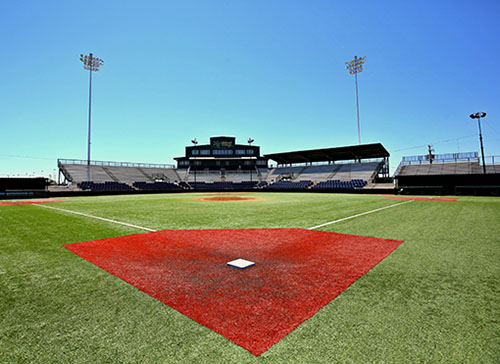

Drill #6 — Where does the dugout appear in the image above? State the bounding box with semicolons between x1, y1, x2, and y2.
0;177;48;199
394;152;500;196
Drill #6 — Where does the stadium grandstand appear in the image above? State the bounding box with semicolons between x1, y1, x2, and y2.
394;152;500;195
262;143;390;191
5;137;499;198
58;159;180;184
54;140;391;194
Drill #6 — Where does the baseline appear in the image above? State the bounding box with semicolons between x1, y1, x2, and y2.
308;200;414;230
34;199;412;233
35;204;156;232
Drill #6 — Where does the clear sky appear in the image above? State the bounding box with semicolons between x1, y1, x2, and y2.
1;0;499;178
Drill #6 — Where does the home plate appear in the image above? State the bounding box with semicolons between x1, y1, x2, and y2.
227;258;255;269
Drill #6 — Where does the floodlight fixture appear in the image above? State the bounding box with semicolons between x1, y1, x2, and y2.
80;52;104;181
248;138;254;145
80;53;104;71
345;56;366;145
469;112;487;174
345;56;366;75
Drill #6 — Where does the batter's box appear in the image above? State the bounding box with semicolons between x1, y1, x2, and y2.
64;228;403;356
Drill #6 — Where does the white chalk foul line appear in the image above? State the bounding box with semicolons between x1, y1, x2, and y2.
35;204;156;232
35;199;412;233
308;200;414;230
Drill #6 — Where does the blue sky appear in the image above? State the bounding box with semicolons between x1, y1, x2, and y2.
1;0;499;178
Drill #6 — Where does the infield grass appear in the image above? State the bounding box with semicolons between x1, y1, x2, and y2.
0;192;499;363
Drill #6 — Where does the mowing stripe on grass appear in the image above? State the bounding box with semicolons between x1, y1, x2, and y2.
34;204;156;232
308;200;414;230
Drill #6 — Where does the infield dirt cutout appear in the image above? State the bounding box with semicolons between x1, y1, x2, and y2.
0;199;63;206
65;228;403;356
384;196;458;202
194;196;258;201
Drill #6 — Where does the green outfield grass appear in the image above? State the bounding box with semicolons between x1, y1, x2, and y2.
1;192;499;363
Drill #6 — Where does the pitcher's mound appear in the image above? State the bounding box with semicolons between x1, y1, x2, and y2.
195;196;257;201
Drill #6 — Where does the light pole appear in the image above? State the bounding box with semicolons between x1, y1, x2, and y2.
345;56;366;145
191;138;198;189
80;53;104;181
469;112;487;174
248;138;254;184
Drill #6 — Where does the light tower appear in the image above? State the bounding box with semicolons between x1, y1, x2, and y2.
80;53;104;180
345;56;366;145
469;112;487;174
191;138;198;189
248;138;255;183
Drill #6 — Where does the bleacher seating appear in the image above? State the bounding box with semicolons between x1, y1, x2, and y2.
397;162;483;176
102;166;148;183
264;180;313;190
64;165;112;183
60;159;384;193
330;162;381;182
133;182;183;191
266;166;305;181
187;171;222;183
298;164;339;182
312;179;367;190
59;161;180;184
224;172;259;182
78;181;134;191
188;181;258;191
139;167;181;182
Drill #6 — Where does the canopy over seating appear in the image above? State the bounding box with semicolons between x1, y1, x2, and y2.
264;143;389;165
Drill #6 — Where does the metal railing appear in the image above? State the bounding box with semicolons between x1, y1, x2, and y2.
58;159;175;169
393;154;500;177
401;152;478;164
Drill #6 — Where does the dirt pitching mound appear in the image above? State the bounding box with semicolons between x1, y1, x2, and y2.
203;192;248;195
195;196;257;201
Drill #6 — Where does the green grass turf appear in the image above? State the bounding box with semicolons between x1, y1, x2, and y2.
0;192;499;363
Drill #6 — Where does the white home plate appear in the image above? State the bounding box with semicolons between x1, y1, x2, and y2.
227;258;255;269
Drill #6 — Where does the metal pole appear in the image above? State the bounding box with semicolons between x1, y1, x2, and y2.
88;65;92;165
478;118;486;174
354;71;361;145
87;54;93;181
193;160;196;190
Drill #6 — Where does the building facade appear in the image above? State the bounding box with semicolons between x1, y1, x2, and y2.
174;136;268;170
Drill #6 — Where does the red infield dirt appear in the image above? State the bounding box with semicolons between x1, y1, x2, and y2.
195;196;257;201
203;192;248;195
384;196;458;202
64;228;403;356
0;199;63;206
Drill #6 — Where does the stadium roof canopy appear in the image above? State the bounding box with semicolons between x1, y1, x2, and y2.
264;143;389;165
